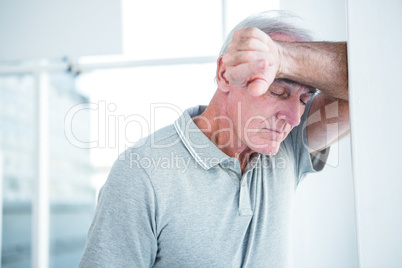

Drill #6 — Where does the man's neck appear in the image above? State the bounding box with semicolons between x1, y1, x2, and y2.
193;90;255;173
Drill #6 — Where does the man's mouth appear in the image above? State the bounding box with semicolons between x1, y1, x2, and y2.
265;128;284;134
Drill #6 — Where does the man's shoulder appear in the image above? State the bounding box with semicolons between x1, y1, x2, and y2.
121;123;177;153
114;123;191;172
105;122;199;197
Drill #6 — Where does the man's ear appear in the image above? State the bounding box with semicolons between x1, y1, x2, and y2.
216;56;230;93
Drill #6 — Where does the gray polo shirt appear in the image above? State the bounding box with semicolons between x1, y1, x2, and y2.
80;100;327;268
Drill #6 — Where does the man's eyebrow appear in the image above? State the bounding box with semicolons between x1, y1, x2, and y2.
275;78;317;94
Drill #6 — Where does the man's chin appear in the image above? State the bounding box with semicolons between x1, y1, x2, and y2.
263;149;280;156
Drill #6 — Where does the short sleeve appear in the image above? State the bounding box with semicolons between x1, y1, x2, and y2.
288;93;330;184
80;154;158;268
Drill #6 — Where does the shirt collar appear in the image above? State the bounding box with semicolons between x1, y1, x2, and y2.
174;105;231;170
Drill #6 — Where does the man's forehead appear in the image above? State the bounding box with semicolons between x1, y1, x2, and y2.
272;79;317;94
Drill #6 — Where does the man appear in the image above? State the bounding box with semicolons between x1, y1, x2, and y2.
80;10;349;267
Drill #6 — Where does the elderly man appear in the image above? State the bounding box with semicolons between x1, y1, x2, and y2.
80;10;349;267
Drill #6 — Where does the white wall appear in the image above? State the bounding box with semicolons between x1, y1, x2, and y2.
347;0;402;266
0;0;122;61
280;0;358;267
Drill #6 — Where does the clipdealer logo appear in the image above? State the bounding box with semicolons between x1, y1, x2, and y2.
64;101;184;159
64;100;341;167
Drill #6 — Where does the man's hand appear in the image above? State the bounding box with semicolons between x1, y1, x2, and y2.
222;27;282;96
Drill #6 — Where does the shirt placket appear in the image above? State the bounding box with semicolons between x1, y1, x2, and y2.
239;171;253;216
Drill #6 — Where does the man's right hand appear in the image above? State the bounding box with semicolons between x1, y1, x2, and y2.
221;27;282;97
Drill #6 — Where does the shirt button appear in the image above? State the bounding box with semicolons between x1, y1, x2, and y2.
241;183;246;187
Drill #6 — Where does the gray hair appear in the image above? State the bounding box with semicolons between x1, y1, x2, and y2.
219;10;315;56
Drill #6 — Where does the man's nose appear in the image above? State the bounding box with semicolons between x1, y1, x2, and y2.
276;97;302;127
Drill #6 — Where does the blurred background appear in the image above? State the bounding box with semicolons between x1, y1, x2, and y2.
0;0;359;267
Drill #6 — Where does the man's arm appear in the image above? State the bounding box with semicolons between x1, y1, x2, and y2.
80;159;158;267
222;27;350;152
277;41;348;101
